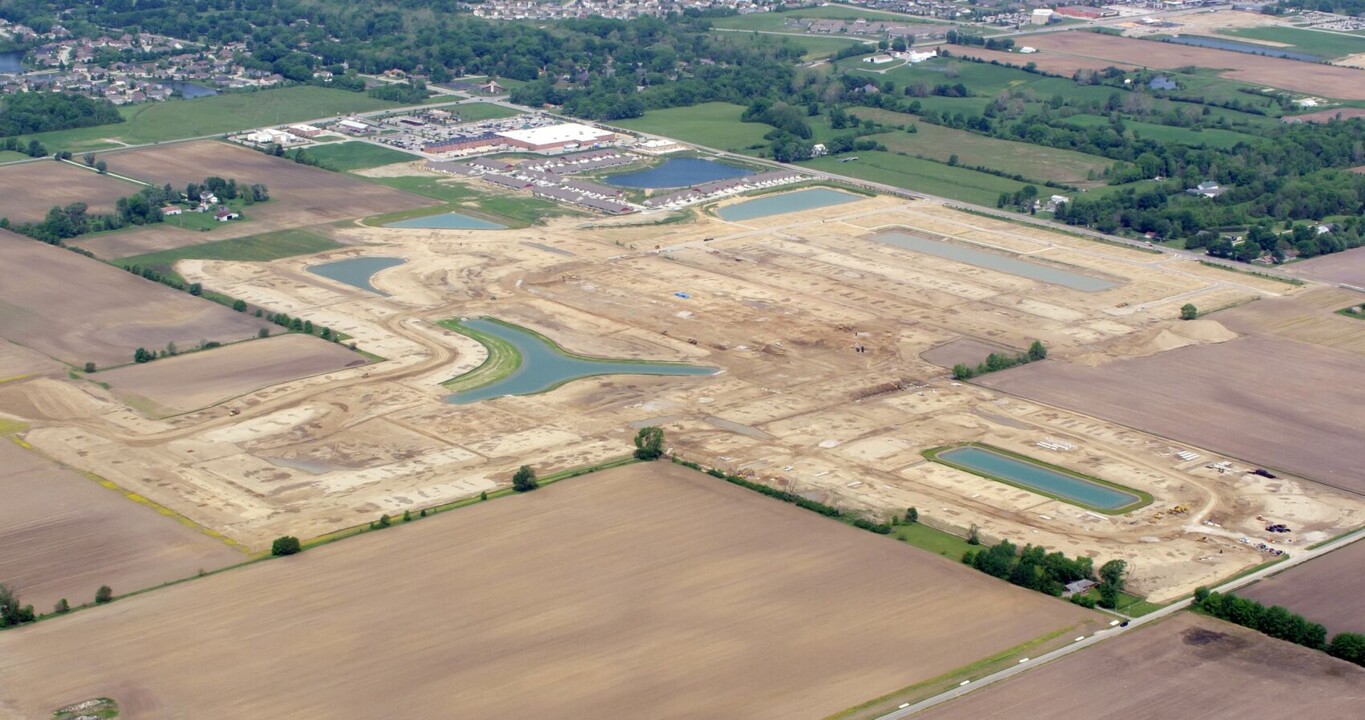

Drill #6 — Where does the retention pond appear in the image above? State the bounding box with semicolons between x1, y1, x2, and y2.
870;231;1116;292
718;188;861;221
934;445;1144;512
444;318;717;404
307;256;406;295
384;212;506;230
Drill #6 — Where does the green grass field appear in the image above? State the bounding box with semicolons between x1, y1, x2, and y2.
870;124;1111;185
712;5;952;33
1065;114;1255;149
614;102;774;151
894;522;975;561
713;30;870;60
114;228;339;275
302;141;419;171
449;102;523;121
801;151;1031;206
1225;26;1365;60
22;86;408;152
360;175;579;227
0;150;31;163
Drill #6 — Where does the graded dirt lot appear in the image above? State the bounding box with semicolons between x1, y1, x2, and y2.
1282;245;1365;287
0;160;142;224
0;438;243;611
0;231;267;366
98;334;367;416
6;195;1360;601
73;140;435;259
978;334;1365;492
917;612;1365;720
0;463;1100;720
1024;32;1365;99
1240;540;1365;636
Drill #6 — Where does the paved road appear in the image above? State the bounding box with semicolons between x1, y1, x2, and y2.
875;527;1365;719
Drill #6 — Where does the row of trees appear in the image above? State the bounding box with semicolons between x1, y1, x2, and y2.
0;582;112;630
1193;588;1365;667
952;340;1046;381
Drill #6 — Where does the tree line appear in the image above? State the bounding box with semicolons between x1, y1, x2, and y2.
0;91;122;137
1193;587;1365;668
953;340;1046;381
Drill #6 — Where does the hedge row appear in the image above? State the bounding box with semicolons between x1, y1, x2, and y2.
1194;587;1365;667
672;459;892;533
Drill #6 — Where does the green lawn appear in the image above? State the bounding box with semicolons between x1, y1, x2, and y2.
801;151;1031;206
614;102;774;152
1225;26;1365;60
870;124;1112;186
114;228;339;275
302;141;419;171
22;86;407;152
449;102;523;122
894;522;975;561
712;5;952;33
360;175;579;227
0;150;30;163
712;30;870;60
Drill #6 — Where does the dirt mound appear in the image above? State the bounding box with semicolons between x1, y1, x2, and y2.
1171;319;1238;344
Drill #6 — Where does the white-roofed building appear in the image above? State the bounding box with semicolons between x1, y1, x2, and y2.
495;123;616;152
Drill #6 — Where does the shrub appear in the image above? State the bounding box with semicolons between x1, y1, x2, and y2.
95;585;113;604
271;536;302;556
1181;303;1198;320
54;598;69;614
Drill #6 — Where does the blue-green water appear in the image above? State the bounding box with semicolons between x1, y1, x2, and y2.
608;158;750;189
939;446;1139;510
384;212;506;229
718;188;860;221
1167;35;1320;62
870;231;1116;292
446;318;717;404
307;256;406;295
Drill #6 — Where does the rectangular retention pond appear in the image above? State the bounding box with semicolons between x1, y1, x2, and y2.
870;231;1116;292
934;445;1144;512
718;188;861;222
384;212;506;230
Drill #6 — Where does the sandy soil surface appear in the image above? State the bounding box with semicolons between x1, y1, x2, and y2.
1282;246;1365;287
1024;32;1365;99
0;161;141;224
0;438;243;611
72;140;435;259
0;463;1101;720
98;334;368;416
6;194;1356;602
0;231;268;366
917;612;1365;720
979;334;1365;492
1240;540;1365;636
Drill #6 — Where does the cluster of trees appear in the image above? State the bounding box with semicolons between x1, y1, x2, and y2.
271;536;302;556
367;79;428;103
1193;587;1365;667
1;581;113;629
1;135;46;157
512;465;539;492
945;31;1014;51
962;540;1129;607
633;426;664;461
952;340;1046;381
0;91;121;136
262;311;338;342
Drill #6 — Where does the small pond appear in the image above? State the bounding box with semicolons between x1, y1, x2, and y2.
1167;35;1320;62
1147;75;1178;91
0;51;22;74
870;231;1116;292
307;256;406;295
608;158;750;189
167;81;218;98
445;318;716;404
937;446;1142;511
384;212;506;230
718;188;861;221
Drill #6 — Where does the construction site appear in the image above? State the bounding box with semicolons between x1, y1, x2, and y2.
2;186;1362;604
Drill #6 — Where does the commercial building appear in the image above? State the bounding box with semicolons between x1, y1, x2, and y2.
495;122;616;152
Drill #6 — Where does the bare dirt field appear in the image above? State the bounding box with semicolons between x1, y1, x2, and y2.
920;337;1022;369
1285;107;1365;123
98;334;367;416
1240;540;1365;636
978;334;1365;493
0;231;268;366
0;161;142;224
5;196;1358;601
73;140;435;259
917;612;1365;720
0;462;1101;720
1024;32;1365;99
1282;246;1365;287
1216;287;1365;356
0;438;243;611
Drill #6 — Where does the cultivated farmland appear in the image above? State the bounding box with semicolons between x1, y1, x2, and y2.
0;160;142;224
1021;32;1365;99
0;438;243;611
74;140;435;259
99;334;367;416
0;231;267;366
1283;245;1365;287
1240;540;1365;636
0;463;1102;720
977;334;1365;492
917;613;1365;720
